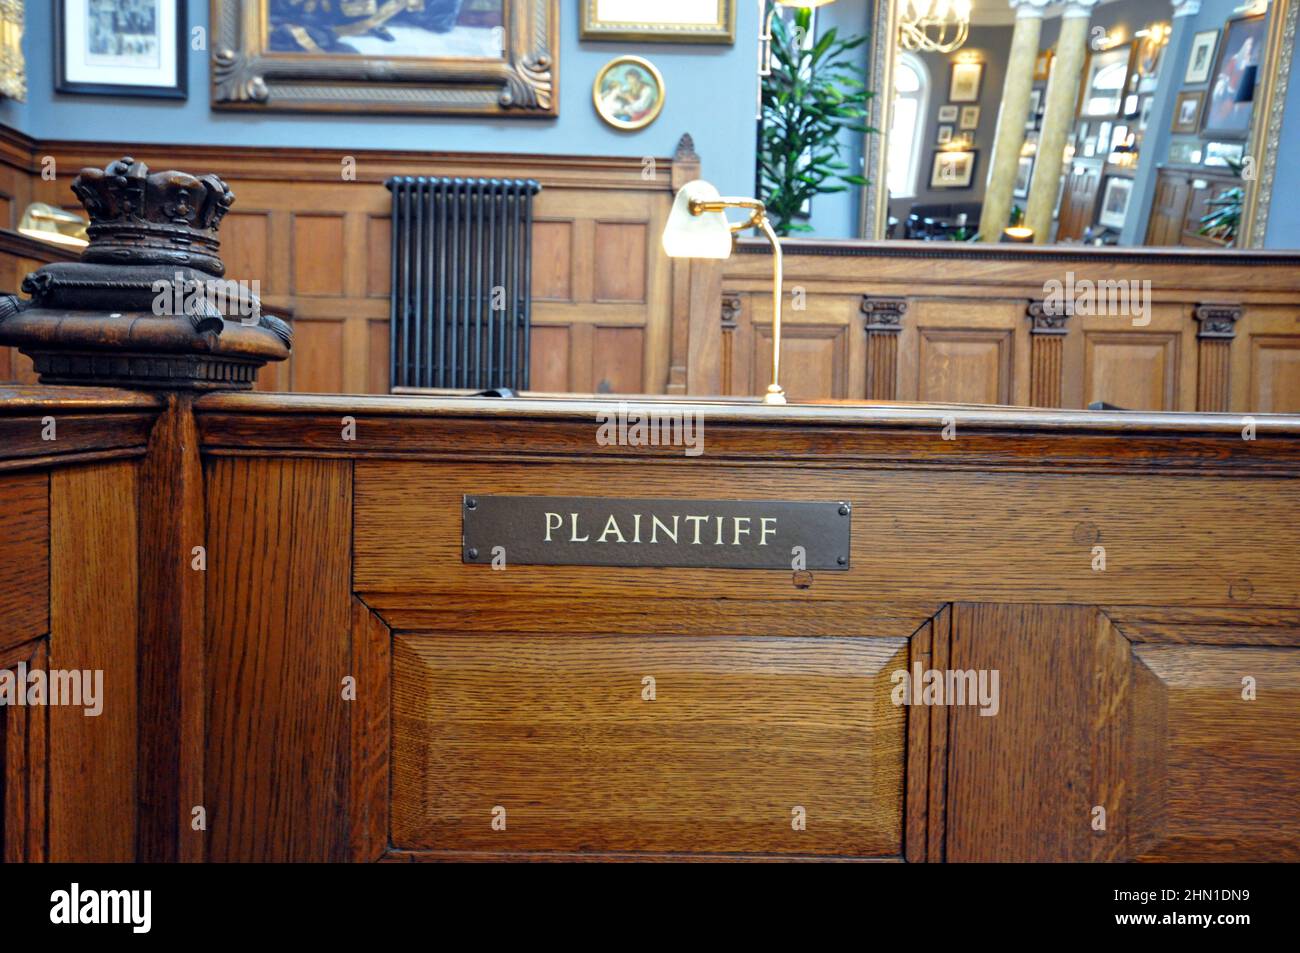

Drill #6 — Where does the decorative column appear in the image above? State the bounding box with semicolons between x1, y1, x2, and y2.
979;0;1052;241
861;295;907;399
1023;0;1101;242
1194;303;1242;411
1026;299;1071;406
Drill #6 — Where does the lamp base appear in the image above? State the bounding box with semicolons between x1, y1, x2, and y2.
763;385;787;405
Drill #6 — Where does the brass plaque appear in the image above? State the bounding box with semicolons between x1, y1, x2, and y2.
462;495;851;570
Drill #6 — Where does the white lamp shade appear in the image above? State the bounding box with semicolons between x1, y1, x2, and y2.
661;180;733;260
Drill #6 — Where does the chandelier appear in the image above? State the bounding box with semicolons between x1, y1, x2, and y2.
898;0;972;54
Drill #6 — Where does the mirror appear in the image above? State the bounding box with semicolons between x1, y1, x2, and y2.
860;0;1293;247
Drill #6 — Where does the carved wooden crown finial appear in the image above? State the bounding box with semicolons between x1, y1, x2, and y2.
71;156;235;276
0;158;290;390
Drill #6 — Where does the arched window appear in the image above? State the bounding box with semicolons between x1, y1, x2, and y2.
888;53;930;200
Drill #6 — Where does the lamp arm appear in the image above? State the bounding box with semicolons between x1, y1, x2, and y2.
755;212;786;405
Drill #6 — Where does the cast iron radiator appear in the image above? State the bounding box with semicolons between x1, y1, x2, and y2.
385;176;541;390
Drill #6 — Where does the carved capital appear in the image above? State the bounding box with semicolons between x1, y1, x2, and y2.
1194;303;1243;339
721;293;742;330
1027;299;1072;334
1010;0;1053;20
860;295;908;333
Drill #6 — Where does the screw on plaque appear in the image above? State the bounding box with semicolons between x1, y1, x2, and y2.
837;555;847;566
838;504;850;516
467;548;479;560
466;498;477;510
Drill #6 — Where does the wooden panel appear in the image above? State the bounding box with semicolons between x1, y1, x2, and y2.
917;330;1012;404
1249;336;1300;413
366;215;391;298
292;214;347;297
529;324;571;391
367;319;390;394
350;598;390;862
1056;163;1102;242
755;324;847;401
392;634;906;857
204;457;353;861
222;211;270;285
1;639;47;863
290;319;345;393
1129;644;1300;860
354;460;1300;610
0;471;47;651
592;326;643;393
945;604;1128;862
593;223;647;303
531;221;574;301
48;461;138;862
1084;332;1178;410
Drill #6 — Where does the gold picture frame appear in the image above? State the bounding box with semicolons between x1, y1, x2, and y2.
580;0;735;44
210;0;558;117
593;55;665;131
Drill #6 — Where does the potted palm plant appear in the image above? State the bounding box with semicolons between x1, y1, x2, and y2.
758;6;874;235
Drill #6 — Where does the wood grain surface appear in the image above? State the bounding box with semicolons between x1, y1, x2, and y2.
392;634;907;858
48;461;138;862
0;471;47;651
203;457;353;862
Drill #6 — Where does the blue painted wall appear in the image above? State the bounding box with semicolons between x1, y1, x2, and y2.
10;0;759;199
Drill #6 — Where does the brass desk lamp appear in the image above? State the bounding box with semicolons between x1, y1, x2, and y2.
662;179;787;405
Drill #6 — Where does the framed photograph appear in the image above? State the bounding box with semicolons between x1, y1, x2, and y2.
593;56;665;131
1078;42;1134;118
1082;136;1097;158
937;125;953;145
1185;29;1220;85
949;62;983;103
581;0;735;43
1097;176;1134;230
1027;88;1043;129
1171;90;1204;133
1013;156;1034;199
1204;141;1246;167
1168;139;1204;165
1139;95;1154;130
211;0;557;116
1138;30;1165;81
952;131;975;149
1034;49;1053;82
55;0;186;99
1201;15;1267;140
1123;93;1140;117
1109;123;1130;153
930;149;978;189
959;105;980;130
937;104;959;123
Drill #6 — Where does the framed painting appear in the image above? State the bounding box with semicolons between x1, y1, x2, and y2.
1171;90;1204;134
581;0;735;44
211;0;558;116
56;0;187;99
1200;14;1266;140
1184;29;1219;85
949;61;983;103
929;149;977;189
593;55;665;130
1096;175;1134;230
1078;42;1134;118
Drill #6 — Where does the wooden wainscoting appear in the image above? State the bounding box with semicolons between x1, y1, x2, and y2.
0;125;702;396
702;240;1300;412
0;230;79;384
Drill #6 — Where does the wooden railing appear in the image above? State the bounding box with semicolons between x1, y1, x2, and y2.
689;239;1300;412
